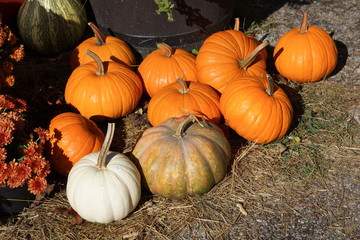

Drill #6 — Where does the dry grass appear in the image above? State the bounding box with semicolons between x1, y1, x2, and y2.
0;43;359;239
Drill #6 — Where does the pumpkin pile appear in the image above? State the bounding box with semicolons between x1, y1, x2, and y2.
18;7;337;223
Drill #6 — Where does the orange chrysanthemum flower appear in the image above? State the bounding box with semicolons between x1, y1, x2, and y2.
6;161;23;188
0;159;7;183
28;176;47;195
0;147;6;162
0;93;50;194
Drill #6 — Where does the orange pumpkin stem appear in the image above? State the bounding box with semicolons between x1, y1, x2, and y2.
88;22;106;46
158;43;175;57
177;78;190;94
299;12;308;34
86;49;106;76
265;74;275;96
239;40;269;70
96;122;115;170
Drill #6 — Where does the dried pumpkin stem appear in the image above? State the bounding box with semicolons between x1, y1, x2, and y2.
177;78;190;94
158;43;174;57
265;74;275;96
299;12;308;34
85;49;106;76
234;17;240;31
239;40;269;70
174;114;199;137
88;22;106;46
96;122;115;170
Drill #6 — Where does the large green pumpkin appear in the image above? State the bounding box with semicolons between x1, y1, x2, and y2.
132;114;231;199
17;0;87;55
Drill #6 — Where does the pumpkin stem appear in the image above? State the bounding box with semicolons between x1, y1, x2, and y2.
96;122;115;170
86;49;106;76
177;78;190;94
174;114;203;137
239;40;268;71
158;43;175;57
299;12;308;34
88;22;106;46
234;18;240;31
265;74;275;96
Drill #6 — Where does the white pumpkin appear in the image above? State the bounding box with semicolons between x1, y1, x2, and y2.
66;122;141;224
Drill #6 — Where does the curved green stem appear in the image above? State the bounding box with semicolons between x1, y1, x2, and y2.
174;114;206;137
239;40;268;71
96;122;115;170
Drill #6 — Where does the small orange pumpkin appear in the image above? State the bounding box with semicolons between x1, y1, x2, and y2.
46;112;105;176
65;50;143;121
69;22;135;70
196;20;268;93
273;12;338;83
220;74;293;143
147;78;221;126
137;43;198;97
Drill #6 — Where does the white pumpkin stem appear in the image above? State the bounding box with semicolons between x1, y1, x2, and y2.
86;49;106;76
239;40;269;71
96;122;115;169
299;12;308;34
265;74;275;97
177;78;190;94
234;18;240;31
88;22;106;46
158;43;174;57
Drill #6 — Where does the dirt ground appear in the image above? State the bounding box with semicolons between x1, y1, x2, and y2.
1;0;359;239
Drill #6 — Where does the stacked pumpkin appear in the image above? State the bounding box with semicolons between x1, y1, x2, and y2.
134;42;230;199
42;22;143;223
194;18;293;144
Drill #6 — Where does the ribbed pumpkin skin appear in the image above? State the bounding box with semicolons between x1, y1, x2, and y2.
196;30;267;93
147;80;221;126
273;18;338;82
47;112;105;176
67;151;141;223
17;0;87;55
220;75;293;143
137;45;198;97
69;31;135;69
132;116;231;199
64;61;143;121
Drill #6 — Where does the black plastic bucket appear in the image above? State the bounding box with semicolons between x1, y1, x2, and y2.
88;0;234;60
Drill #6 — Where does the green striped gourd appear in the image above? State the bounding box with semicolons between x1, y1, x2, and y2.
17;0;87;55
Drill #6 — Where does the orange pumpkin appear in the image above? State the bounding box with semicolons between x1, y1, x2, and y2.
196;20;268;93
220;74;293;143
234;17;268;61
46;112;105;176
65;50;143;121
147;78;221;126
69;22;135;70
137;43;198;97
273;12;338;83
